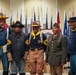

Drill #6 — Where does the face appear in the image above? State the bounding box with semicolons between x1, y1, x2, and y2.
52;26;60;35
14;27;21;33
33;26;39;33
68;21;76;29
0;19;5;27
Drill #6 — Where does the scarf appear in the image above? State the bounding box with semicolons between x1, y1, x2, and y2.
31;30;40;39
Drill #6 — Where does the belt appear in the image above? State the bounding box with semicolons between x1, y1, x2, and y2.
30;47;43;51
0;46;3;49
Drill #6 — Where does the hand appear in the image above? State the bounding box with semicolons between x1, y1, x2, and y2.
7;52;13;62
8;58;13;62
45;61;49;65
61;63;64;66
22;57;27;61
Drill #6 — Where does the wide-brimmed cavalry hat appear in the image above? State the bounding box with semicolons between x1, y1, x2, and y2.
67;17;76;22
0;12;8;19
32;21;41;27
11;21;24;28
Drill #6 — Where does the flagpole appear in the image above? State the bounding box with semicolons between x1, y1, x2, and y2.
16;9;18;21
72;5;74;17
38;7;39;22
0;0;1;12
45;7;48;29
30;9;33;32
25;9;27;33
22;0;24;24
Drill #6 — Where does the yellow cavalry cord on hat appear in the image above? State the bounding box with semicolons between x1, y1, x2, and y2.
32;24;40;27
31;30;40;39
0;15;6;18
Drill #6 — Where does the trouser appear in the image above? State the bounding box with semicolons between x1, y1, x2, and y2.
0;48;8;75
50;65;62;75
10;60;25;75
70;55;76;75
29;49;44;75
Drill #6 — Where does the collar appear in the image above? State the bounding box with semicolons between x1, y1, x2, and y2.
13;32;22;36
31;30;40;39
72;28;76;32
3;24;9;30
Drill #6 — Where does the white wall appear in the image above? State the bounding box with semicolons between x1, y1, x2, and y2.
58;0;76;33
0;0;10;24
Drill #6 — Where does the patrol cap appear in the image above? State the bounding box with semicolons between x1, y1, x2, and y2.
53;23;60;28
67;17;76;22
32;21;41;27
0;12;8;19
11;21;24;28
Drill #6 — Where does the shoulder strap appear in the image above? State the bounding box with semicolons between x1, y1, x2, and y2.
48;34;53;42
29;33;31;44
57;33;63;42
40;32;43;43
6;28;9;39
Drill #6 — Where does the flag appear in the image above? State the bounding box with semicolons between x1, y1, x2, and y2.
57;10;60;25
63;11;67;37
30;18;33;32
20;12;22;23
46;12;48;29
50;15;53;29
67;25;71;36
40;8;43;29
25;14;28;35
4;12;6;23
38;7;40;22
34;11;36;21
67;8;72;36
10;14;12;25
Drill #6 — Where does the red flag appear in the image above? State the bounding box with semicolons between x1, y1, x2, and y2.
57;11;60;25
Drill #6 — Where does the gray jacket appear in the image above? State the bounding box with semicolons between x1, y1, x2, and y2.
45;33;67;66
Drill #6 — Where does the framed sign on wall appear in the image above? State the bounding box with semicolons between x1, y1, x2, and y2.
41;29;53;38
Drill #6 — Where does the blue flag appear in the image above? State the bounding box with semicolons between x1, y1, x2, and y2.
46;12;48;29
50;15;52;29
30;18;33;32
63;11;67;37
34;11;36;21
10;14;12;25
25;14;28;35
20;13;22;23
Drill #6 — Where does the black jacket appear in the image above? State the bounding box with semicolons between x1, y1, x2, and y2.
7;32;28;61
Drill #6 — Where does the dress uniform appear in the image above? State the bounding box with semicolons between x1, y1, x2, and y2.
46;23;67;75
26;21;47;75
7;21;28;75
67;17;76;75
0;13;11;75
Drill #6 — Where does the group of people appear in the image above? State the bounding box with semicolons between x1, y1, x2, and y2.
0;12;76;75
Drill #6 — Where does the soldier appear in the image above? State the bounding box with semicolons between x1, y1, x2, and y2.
0;12;11;75
7;21;28;75
45;23;67;75
67;17;76;75
26;21;47;75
